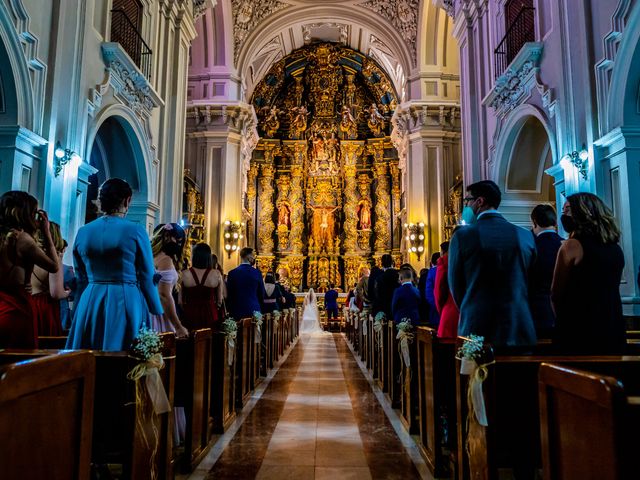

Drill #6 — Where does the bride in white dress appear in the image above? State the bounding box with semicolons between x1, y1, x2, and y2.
300;288;324;334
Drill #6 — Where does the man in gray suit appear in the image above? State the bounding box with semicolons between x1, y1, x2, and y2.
448;180;537;348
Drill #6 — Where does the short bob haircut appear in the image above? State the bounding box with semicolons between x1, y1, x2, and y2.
191;242;213;269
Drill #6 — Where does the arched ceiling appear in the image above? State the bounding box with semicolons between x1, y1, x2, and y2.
230;0;420;101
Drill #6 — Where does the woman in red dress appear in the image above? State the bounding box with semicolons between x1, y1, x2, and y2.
0;191;59;348
31;221;69;336
180;243;225;329
434;241;460;339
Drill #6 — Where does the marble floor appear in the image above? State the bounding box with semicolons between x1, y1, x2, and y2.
188;333;431;480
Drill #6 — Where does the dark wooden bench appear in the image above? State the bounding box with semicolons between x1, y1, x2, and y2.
400;333;419;434
538;363;640;479
0;351;95;480
386;320;401;408
175;329;213;472
262;313;274;376
38;335;69;349
210;328;236;433
455;350;640;480
235;317;253;409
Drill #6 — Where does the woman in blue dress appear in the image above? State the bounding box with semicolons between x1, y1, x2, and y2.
66;178;163;351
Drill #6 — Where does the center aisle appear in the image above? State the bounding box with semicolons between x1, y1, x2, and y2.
198;333;427;480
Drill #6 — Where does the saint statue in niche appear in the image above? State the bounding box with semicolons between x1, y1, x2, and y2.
340;105;358;139
289;105;309;139
309;132;340;176
367;103;385;137
262;106;281;138
357;199;372;230
277;203;291;229
312;206;339;251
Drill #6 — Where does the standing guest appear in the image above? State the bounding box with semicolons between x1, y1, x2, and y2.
283;284;297;310
355;267;370;311
31;221;69;336
149;223;189;338
212;254;227;298
434;241;459;338
180;243;224;329
60;240;77;331
325;284;339;320
66;178;163;351
529;204;563;339
400;263;418;285
424;252;441;327
346;283;357;311
226;247;264;320
0;192;59;348
392;267;421;325
263;272;282;314
367;264;382;312
418;268;429;324
373;254;399;320
449;180;536;348
551;193;625;354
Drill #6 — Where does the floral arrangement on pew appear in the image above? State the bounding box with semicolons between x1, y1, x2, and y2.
396;318;414;371
127;326;171;480
360;309;369;336
253;311;263;344
273;310;281;331
222;315;238;367
373;311;386;348
456;334;493;427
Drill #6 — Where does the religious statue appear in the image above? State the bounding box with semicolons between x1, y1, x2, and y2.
326;132;340;165
277;203;291;229
367;103;385;137
357;198;372;230
309;132;340;176
262;106;281;138
313;206;339;251
340;105;358;139
289;105;309;139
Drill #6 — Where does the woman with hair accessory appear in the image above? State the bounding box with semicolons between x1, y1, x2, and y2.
66;178;163;350
0;191;59;348
180;243;225;329
149;223;189;339
30;221;70;336
551;192;626;354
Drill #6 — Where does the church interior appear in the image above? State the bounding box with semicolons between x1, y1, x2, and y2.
2;0;640;479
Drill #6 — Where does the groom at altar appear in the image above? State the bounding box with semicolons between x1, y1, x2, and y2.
226;247;264;320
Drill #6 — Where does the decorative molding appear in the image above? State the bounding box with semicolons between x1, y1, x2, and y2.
483;43;553;118
357;0;419;67
100;43;163;118
302;22;348;45
231;0;291;64
432;0;455;17
193;0;216;20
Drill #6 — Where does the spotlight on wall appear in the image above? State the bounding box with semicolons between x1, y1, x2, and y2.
223;219;245;258
54;141;81;177
560;147;589;181
404;222;425;261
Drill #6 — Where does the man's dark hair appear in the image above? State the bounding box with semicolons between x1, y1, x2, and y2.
440;241;450;254
531;204;557;228
430;252;441;266
192;242;213;269
399;267;413;281
467;180;501;209
381;254;393;268
239;247;254;259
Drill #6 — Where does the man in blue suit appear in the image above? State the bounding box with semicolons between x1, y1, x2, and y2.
392;268;421;325
325;284;339;319
226;247;264;320
529;204;563;339
448;180;537;348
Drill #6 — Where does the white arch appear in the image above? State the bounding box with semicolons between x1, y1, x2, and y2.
492;104;558;191
607;0;640;130
85;104;152;198
236;5;414;101
0;0;33;130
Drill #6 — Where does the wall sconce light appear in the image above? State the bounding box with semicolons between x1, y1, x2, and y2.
560;147;589;181
54;141;81;177
404;222;425;260
223;220;244;258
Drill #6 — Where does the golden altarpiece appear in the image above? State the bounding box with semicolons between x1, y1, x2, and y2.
245;43;403;292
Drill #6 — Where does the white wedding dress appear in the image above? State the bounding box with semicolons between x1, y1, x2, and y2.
300;288;324;334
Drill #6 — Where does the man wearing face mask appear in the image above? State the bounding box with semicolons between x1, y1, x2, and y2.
448;180;537;349
528;204;563;339
226;247;265;320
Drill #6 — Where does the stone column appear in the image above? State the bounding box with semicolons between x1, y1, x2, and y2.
246;163;259;248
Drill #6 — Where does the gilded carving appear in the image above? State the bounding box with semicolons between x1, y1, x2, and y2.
340;106;358;139
373;159;391;252
367;103;386;137
288;105;309;139
258;162;276;254
356;174;373;250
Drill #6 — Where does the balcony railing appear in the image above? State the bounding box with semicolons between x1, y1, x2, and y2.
494;7;535;78
110;9;152;79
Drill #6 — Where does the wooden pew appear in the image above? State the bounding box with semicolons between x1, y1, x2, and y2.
235;317;253;409
374;315;386;390
210;328;237;433
386;320;401;408
538;363;640;480
455;350;640;480
175;329;213;472
38;335;69;349
0;351;95;480
400;334;420;434
251;317;262;389
415;327;457;477
262;313;273;376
